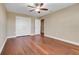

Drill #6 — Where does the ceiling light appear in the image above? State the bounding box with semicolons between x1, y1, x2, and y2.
35;8;40;11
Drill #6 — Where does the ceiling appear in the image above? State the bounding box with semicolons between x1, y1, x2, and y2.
5;3;75;17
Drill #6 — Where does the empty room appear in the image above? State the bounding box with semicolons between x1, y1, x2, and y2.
0;3;79;55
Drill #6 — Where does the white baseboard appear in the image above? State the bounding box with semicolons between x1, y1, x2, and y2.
45;34;79;46
0;38;7;54
7;34;36;38
6;34;41;38
30;34;34;35
7;36;17;38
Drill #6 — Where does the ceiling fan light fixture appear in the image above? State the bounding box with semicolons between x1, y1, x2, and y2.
27;3;48;13
35;8;40;11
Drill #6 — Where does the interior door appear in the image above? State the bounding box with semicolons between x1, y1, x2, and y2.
35;19;41;34
41;19;44;35
16;16;31;36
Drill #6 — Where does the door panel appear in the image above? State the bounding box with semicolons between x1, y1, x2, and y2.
35;19;41;34
16;16;31;36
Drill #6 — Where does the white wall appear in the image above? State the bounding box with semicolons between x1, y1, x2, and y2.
7;12;16;38
0;4;7;53
41;4;79;44
7;12;37;38
31;17;35;35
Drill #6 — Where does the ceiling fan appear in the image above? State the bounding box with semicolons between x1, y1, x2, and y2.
27;3;48;13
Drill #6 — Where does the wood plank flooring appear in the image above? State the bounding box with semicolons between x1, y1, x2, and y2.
1;35;79;55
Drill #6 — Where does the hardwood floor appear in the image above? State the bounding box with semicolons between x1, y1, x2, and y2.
1;35;79;55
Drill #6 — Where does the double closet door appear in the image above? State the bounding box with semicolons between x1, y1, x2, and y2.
16;16;31;36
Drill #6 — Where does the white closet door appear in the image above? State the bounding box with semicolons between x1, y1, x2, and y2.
35;19;41;34
16;16;31;36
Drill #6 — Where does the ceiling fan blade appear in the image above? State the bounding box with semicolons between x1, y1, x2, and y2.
29;9;34;12
40;3;43;7
40;8;48;10
27;5;35;8
34;3;39;7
